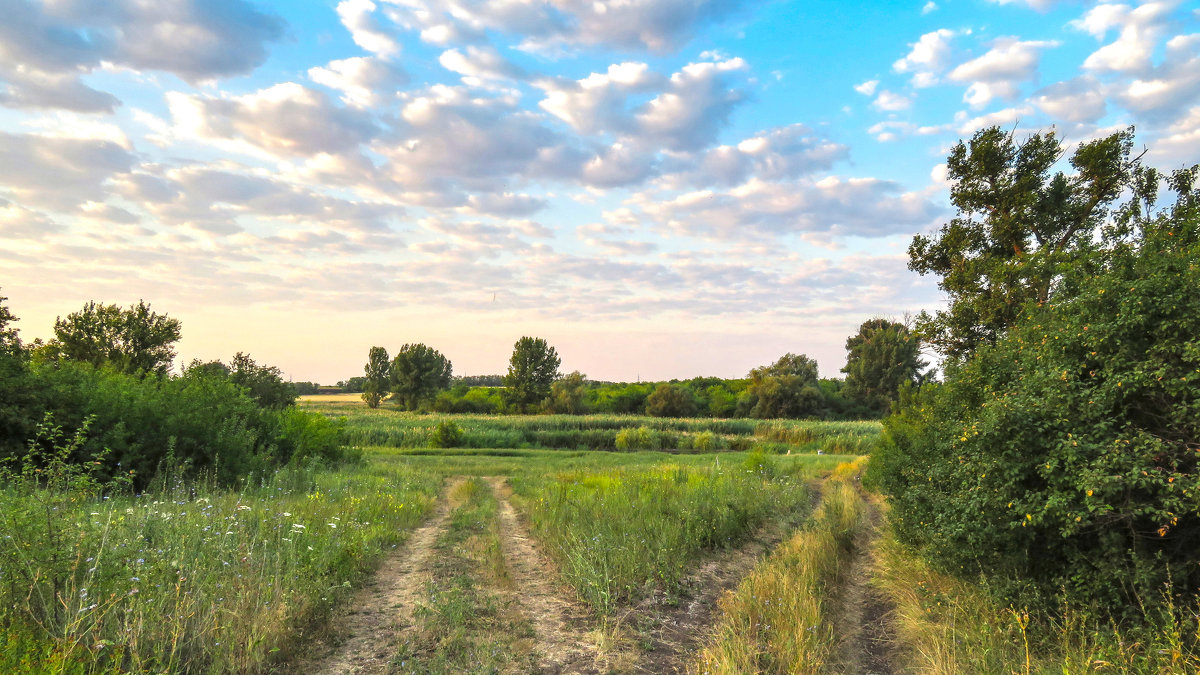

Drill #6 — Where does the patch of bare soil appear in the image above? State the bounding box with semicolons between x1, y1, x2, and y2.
484;477;603;674
303;476;467;675
830;485;897;675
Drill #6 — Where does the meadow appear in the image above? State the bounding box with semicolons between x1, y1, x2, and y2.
4;395;1196;674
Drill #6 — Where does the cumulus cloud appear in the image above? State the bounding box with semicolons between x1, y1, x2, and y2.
948;37;1058;108
439;45;527;85
1031;76;1108;123
0;0;283;111
337;0;401;58
0;131;135;210
635;175;943;240
167;83;380;156
662;124;850;187
309;57;409;108
1076;1;1175;75
1116;33;1200;117
854;79;879;96
893;28;956;87
382;0;741;54
872;90;912;111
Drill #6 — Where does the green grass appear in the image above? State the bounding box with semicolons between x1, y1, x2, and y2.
394;478;537;674
509;454;814;615
0;462;439;674
299;403;882;454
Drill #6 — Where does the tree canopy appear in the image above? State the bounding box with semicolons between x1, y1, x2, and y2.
503;337;560;413
50;300;182;376
742;353;824;419
909;126;1143;360
390;343;452;410
362;346;390;409
841;318;928;413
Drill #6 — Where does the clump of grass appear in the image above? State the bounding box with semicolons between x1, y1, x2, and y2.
689;468;865;675
512;463;809;614
873;529;1200;674
0;444;439;674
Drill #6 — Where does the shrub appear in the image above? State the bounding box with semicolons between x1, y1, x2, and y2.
429;420;463;448
615;426;659;451
871;203;1200;616
692;430;717;452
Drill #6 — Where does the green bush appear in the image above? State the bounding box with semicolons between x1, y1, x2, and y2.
429;420;463;448
871;204;1200;616
692;430;718;452
615;426;659;451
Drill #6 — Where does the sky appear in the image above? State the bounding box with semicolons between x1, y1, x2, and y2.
1;0;1198;384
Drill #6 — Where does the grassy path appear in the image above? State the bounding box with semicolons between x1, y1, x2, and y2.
307;476;467;674
829;487;897;675
485;476;601;673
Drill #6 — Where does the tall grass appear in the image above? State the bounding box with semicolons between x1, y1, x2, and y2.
873;529;1200;674
0;461;439;673
690;469;866;674
510;460;811;614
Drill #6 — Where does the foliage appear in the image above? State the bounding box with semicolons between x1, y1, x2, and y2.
615;425;660;451
0;293;38;458
502;336;560;413
645;382;699;417
430;420;463;448
229;352;298;409
49;300;182;376
841;318;929;413
0;288;20;357
545;370;589;414
742;353;826;419
909;126;1144;360
338;376;367;393
390;343;453;410
291;381;320;396
362;346;390;409
872;181;1200;615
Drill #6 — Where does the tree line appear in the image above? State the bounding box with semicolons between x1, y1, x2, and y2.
351;321;928;419
0;298;349;488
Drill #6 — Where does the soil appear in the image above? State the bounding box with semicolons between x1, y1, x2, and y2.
830;481;898;675
302;476;467;675
484;476;603;674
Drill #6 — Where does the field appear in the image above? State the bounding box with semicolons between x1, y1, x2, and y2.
2;400;1195;674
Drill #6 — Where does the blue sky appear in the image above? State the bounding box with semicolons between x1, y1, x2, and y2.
1;0;1198;383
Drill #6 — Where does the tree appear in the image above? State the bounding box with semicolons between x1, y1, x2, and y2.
229;352;296;409
0;289;20;358
503;337;560;413
645;383;698;417
841;319;929;413
390;343;452;410
362;346;390;409
51;300;182;376
546;370;589;414
0;291;36;456
909;126;1143;360
741;353;825;419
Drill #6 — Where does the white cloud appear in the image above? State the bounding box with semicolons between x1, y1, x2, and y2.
309;57;409;108
1116;33;1200;116
1031;76;1108;123
0;131;135;210
167;83;379;156
1076;1;1175;75
337;0;401;58
922;2;938;15
893;29;955;87
872;90;912;111
948;37;1058;108
439;46;527;85
955;105;1036;135
854;79;879;96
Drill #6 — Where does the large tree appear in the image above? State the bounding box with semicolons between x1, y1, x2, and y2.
841;319;928;413
545;370;589;415
645;382;698;418
51;300;182;376
909;126;1143;360
362;346;391;409
503;337;560;413
390;343;452;410
741;353;825;419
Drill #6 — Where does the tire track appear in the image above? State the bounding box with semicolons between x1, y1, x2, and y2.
308;476;467;675
830;482;897;675
484;476;602;674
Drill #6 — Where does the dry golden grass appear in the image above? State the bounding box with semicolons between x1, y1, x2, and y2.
297;393;364;404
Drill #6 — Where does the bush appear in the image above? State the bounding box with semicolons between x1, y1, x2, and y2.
615;426;659;451
429;420;463;448
692;430;718;452
871;205;1200;616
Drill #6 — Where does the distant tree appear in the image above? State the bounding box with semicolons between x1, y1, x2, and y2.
0;289;20;358
503;337;560;413
292;381;320;395
741;353;825;419
645;383;698;417
362;346;391;409
546;371;589;414
455;374;505;387
841;319;929;413
339;376;368;393
51;300;181;376
227;352;296;409
909;126;1145;360
390;343;453;410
